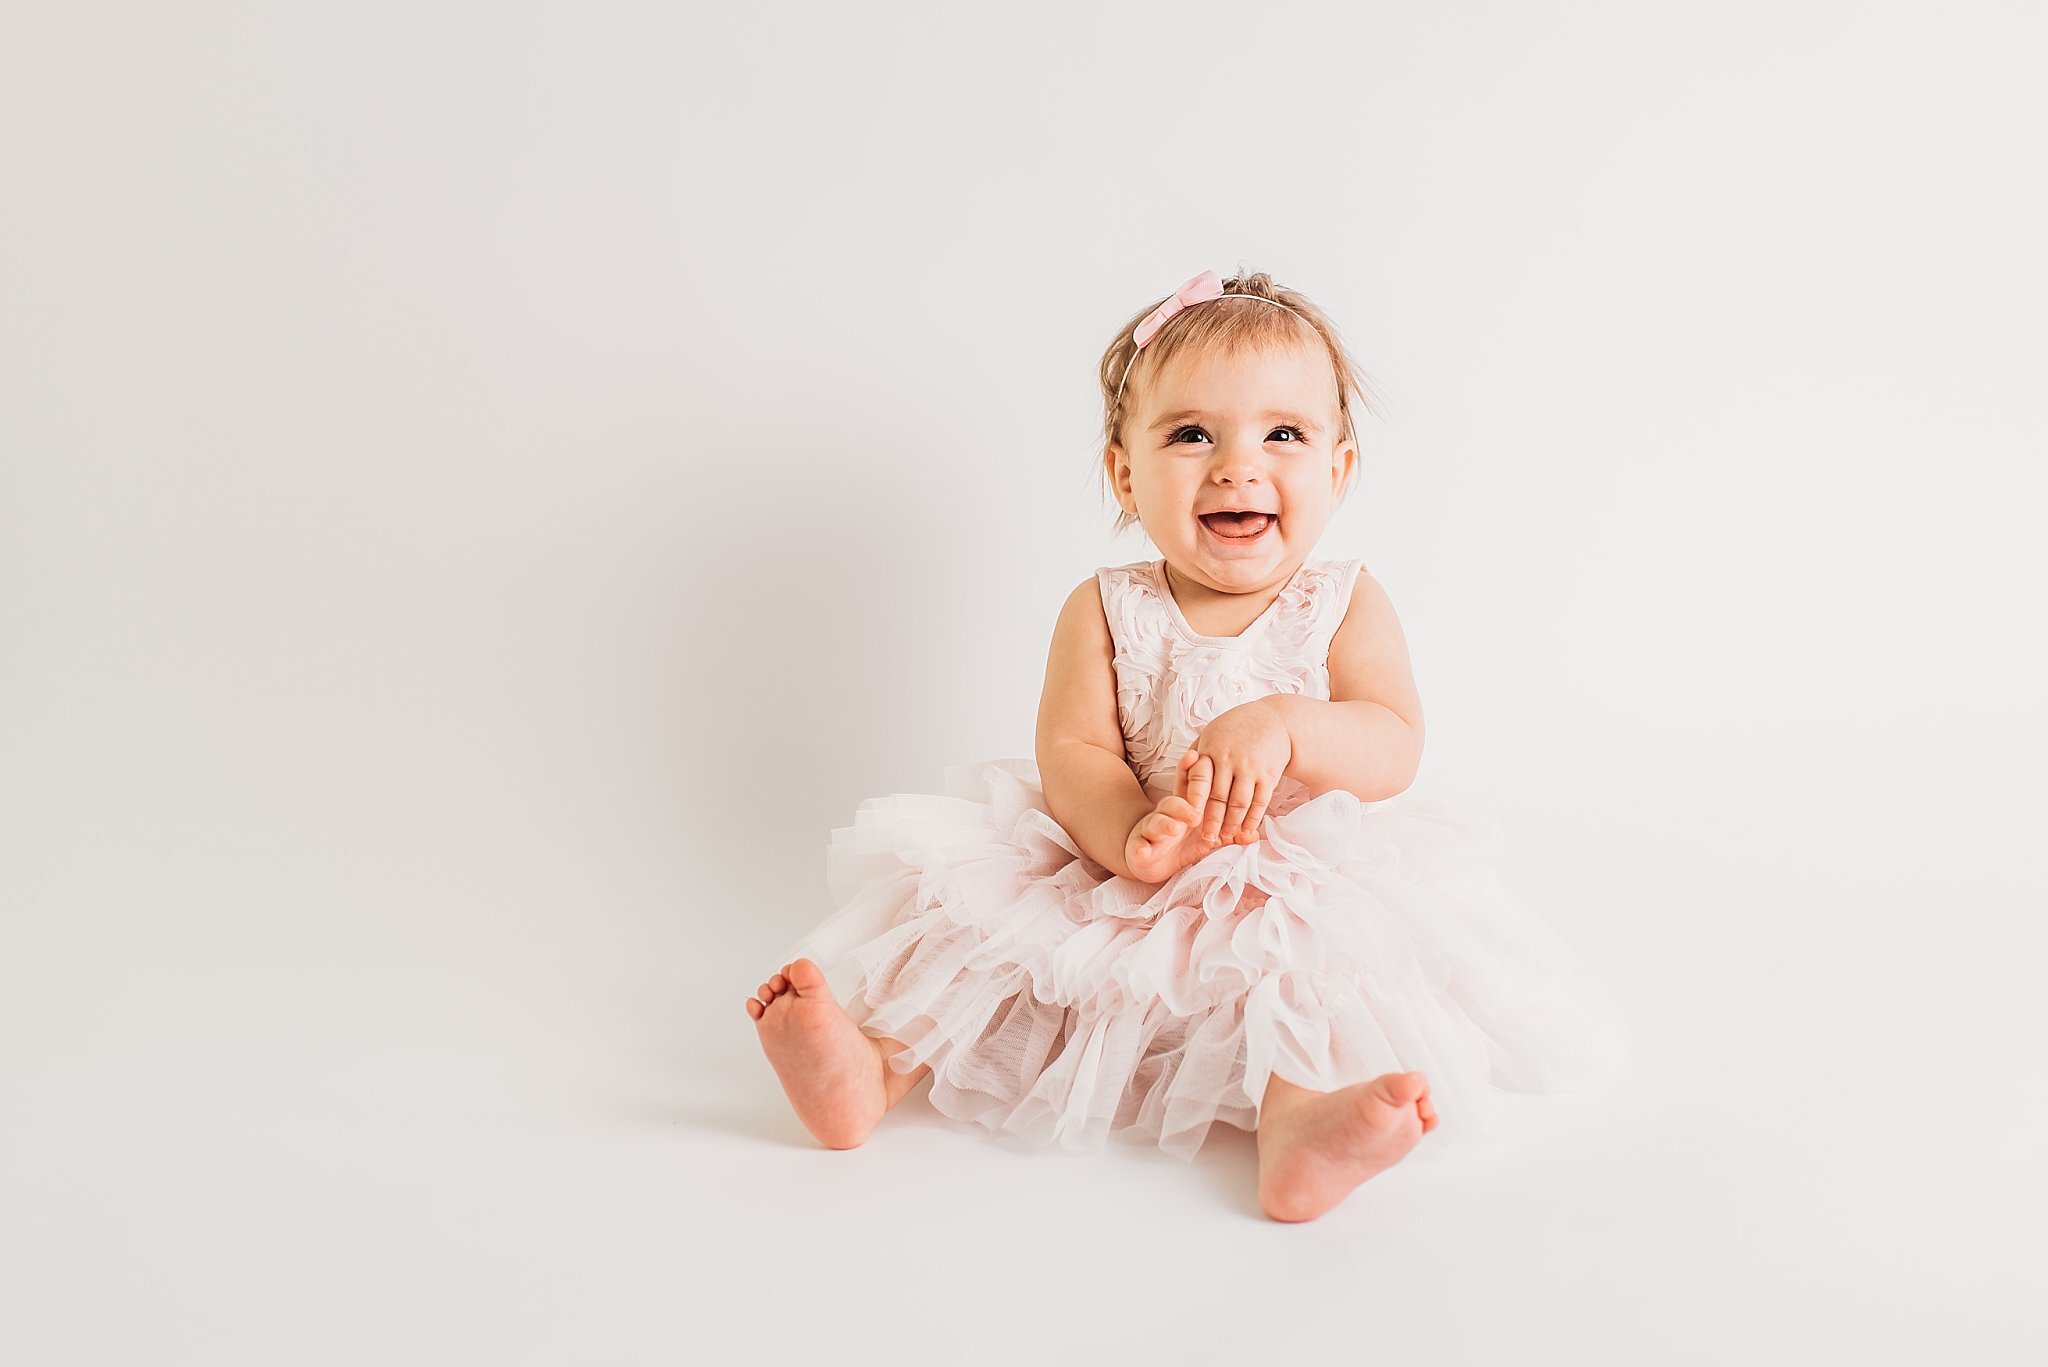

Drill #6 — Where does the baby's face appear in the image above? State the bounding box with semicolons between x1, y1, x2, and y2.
1107;340;1356;596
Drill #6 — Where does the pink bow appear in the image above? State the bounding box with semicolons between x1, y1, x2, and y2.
1132;269;1224;349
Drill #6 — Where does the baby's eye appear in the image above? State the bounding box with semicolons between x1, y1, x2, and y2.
1166;425;1309;444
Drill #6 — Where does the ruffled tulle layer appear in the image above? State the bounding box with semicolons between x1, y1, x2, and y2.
783;758;1633;1161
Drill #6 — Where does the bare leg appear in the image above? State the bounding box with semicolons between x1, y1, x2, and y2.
746;957;933;1148
1254;1071;1439;1222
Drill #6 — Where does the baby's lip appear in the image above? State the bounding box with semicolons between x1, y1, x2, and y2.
1197;507;1277;518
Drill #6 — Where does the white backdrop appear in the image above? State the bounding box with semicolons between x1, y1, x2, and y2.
3;2;2042;1363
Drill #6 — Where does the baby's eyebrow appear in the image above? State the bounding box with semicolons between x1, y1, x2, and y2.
1150;410;1323;435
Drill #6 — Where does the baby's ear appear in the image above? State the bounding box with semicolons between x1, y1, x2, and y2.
1104;444;1135;507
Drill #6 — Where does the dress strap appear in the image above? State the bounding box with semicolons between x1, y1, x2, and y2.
1284;557;1369;661
1094;561;1152;661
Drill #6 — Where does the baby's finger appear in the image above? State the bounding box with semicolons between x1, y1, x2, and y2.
1237;779;1271;842
1204;766;1233;840
1185;754;1213;811
1220;779;1257;842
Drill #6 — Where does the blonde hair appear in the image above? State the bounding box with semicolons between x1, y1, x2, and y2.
1094;267;1384;536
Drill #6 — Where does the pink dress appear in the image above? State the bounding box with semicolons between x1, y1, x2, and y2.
783;556;1632;1161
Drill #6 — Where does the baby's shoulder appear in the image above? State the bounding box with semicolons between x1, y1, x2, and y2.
1049;571;1116;653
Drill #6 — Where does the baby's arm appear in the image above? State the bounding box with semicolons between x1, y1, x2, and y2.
1035;578;1154;880
1266;566;1425;802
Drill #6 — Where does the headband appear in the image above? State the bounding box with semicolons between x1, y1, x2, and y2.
1110;269;1303;412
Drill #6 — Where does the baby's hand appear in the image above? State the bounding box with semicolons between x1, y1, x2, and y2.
1123;752;1262;883
1185;700;1291;844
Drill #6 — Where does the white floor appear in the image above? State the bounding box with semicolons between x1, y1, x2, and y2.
5;763;2040;1365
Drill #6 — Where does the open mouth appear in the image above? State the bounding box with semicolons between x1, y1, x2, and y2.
1198;511;1275;541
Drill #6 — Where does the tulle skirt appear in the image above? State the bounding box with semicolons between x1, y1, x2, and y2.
782;757;1633;1162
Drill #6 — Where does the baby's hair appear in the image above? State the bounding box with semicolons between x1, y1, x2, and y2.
1095;265;1386;536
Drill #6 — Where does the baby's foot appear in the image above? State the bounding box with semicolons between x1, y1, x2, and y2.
1257;1072;1438;1222
745;957;888;1149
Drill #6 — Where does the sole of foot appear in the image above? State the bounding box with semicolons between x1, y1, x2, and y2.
745;957;887;1149
1258;1071;1438;1222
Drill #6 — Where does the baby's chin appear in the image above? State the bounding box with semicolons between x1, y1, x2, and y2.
1164;545;1301;589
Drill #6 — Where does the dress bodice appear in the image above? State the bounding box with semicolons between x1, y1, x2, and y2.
1094;556;1367;809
